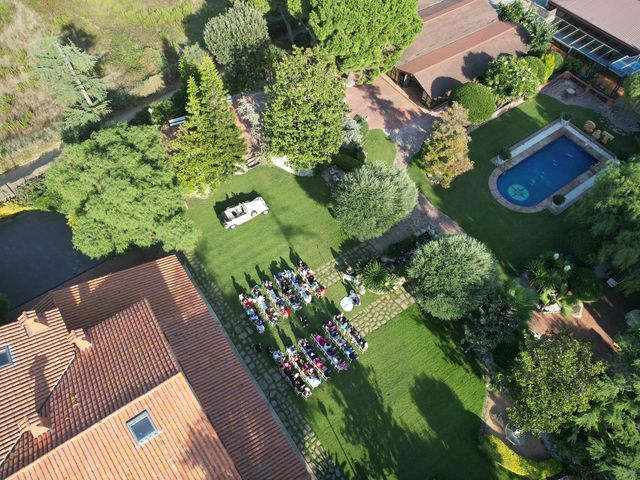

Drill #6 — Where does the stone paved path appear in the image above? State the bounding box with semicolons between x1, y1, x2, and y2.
350;287;415;335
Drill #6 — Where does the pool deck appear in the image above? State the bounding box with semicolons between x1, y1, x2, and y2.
488;119;616;213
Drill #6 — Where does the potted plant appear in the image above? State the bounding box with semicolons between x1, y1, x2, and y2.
498;147;512;162
552;194;565;206
560;112;572;125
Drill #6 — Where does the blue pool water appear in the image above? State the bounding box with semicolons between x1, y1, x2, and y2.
497;136;597;207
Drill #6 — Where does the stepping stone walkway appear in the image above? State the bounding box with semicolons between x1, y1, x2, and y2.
350;287;415;336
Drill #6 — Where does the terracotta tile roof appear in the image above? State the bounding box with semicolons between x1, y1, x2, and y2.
397;0;529;99
1;299;183;477
8;373;242;480
550;0;640;51
0;309;75;467
39;255;310;480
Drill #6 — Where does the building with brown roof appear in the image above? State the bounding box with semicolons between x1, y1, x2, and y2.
389;0;529;107
548;0;640;84
0;256;311;480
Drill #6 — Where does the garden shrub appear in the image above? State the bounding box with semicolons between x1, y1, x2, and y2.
449;83;496;124
564;56;583;75
13;176;57;210
541;51;563;80
332;153;362;171
552;194;565;205
482;434;562;479
499;147;512;161
570;267;602;303
0;201;31;220
360;259;399;294
523;56;547;83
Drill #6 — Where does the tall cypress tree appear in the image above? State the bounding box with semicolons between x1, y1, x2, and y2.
170;57;246;195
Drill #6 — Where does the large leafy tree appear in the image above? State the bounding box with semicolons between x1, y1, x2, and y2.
505;331;607;435
170;57;246;194
463;280;536;355
308;0;422;81
571;156;640;294
483;55;540;106
333;162;417;239
32;37;111;138
498;0;555;56
419;102;473;188
449;82;496;125
623;72;640;105
203;1;270;90
553;327;640;479
408;234;499;320
45;124;199;259
263;47;345;170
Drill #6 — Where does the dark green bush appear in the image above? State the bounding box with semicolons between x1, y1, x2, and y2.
552;194;565;205
564;56;584;75
570;267;603;303
522;56;547;83
360;259;399;294
499;147;512;161
13;176;58;210
450;83;496;124
332;153;363;171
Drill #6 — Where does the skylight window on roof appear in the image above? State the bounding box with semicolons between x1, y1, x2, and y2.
126;411;159;446
0;346;14;368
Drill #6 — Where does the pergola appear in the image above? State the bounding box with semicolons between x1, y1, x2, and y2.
552;17;640;77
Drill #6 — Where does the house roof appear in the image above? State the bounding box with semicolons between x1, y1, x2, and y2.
8;374;242;480
1;299;195;477
0;309;75;466
550;0;640;51
32;255;310;480
397;0;529;99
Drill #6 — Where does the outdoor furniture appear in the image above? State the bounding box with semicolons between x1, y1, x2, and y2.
340;296;354;312
583;120;596;133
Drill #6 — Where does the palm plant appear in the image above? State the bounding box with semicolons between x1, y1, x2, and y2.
360;259;399;294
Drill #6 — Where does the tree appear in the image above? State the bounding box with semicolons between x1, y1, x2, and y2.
263;47;345;170
203;1;270;90
570;156;640;294
464;280;536;355
483;55;540;105
170;57;246;194
552;327;640;479
32;37;111;138
408;234;499;320
623;72;640;105
308;0;422;81
505;331;607;435
498;0;555;56
333;162;417;239
178;43;207;82
449;83;496;125
45;124;199;259
418;102;472;188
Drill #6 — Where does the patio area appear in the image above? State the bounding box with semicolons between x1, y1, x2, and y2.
528;285;640;357
346;75;437;168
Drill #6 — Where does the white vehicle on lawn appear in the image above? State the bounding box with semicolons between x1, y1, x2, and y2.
222;196;269;229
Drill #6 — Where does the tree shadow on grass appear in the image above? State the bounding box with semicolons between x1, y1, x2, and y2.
213;190;261;215
316;363;434;479
410;374;501;480
409;306;483;375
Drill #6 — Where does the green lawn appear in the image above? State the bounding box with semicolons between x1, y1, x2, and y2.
364;129;397;166
409;94;638;276
298;305;508;480
187;166;508;479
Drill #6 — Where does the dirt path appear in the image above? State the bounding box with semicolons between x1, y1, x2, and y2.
0;85;181;200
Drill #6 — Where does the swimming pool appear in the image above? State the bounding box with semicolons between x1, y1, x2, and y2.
497;136;598;207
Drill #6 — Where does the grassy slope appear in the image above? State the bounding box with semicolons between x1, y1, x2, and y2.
298;306;504;480
409;94;638;276
364;129;397;166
